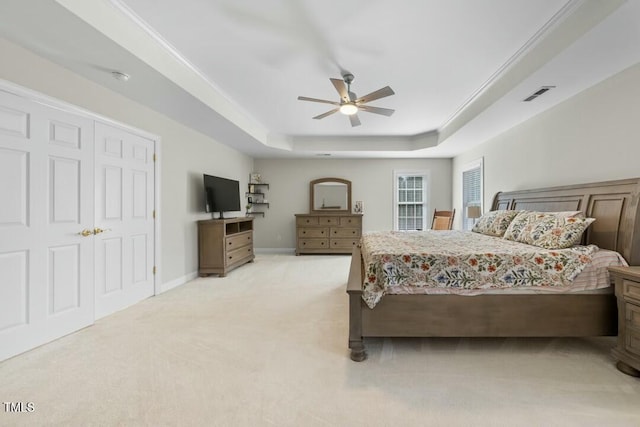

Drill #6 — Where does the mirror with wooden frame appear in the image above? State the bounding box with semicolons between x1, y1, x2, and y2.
310;178;351;213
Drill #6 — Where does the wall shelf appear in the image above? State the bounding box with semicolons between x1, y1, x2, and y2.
247;179;269;217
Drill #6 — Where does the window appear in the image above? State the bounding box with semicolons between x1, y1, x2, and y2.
393;171;428;231
462;158;483;230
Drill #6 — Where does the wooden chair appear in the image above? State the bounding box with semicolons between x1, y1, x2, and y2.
431;209;455;230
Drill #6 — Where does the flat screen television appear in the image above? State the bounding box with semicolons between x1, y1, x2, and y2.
203;174;241;218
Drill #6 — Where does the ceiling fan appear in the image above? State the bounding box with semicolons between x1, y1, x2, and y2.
297;72;395;127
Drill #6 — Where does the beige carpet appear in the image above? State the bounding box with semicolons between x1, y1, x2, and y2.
1;254;639;426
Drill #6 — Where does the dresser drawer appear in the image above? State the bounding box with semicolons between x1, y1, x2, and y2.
226;231;252;251
625;325;640;357
226;245;253;266
317;216;339;226
330;239;359;249
298;228;328;238
298;239;329;249
623;280;640;303
331;227;361;238
297;216;318;226
340;216;361;227
627;302;640;329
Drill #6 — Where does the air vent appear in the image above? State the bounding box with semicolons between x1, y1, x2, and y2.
523;86;555;102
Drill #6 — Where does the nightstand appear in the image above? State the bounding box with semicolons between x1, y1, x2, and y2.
609;266;640;377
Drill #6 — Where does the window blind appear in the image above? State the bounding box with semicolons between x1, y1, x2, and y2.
463;165;482;230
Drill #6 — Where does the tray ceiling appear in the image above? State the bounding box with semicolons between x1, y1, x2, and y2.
1;0;639;158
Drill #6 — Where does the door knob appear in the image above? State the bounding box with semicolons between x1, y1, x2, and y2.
78;229;93;237
93;227;109;235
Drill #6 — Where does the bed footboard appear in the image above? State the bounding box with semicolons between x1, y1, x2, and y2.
345;246;617;362
347;247;366;361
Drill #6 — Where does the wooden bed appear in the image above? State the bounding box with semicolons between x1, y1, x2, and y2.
347;178;640;361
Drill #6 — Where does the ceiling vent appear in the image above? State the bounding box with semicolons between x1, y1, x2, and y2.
523;86;555;102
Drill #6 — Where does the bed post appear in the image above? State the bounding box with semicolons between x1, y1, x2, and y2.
347;247;366;361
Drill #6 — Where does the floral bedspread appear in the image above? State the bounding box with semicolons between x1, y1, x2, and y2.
361;230;597;308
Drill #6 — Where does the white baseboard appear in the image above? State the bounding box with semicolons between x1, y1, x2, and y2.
254;248;296;255
159;271;198;294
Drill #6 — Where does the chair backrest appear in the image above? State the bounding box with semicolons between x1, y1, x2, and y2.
431;209;455;230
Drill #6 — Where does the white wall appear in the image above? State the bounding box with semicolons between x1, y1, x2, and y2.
452;63;640;228
0;38;254;288
253;158;452;249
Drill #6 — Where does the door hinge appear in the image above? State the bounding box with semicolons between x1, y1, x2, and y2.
153;266;156;275
153;153;157;162
152;210;156;219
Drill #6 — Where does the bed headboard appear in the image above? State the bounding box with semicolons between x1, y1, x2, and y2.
491;178;640;265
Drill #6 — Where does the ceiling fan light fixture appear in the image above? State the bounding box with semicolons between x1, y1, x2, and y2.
298;73;394;126
339;103;358;115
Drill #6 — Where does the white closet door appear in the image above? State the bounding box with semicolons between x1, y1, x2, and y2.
94;122;155;319
0;91;94;361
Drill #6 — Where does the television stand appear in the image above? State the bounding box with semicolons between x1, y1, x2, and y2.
197;217;254;277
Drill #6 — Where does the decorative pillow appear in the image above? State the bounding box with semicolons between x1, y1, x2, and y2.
504;211;581;241
503;211;595;249
471;210;521;237
503;211;535;242
528;216;595;249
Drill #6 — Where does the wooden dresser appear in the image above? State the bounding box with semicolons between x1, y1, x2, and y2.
295;213;362;255
609;266;640;377
198;217;254;277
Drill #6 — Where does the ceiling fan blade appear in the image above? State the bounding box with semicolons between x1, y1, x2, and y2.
330;78;349;102
349;114;361;127
358;105;395;116
298;96;340;106
355;86;395;104
313;108;339;120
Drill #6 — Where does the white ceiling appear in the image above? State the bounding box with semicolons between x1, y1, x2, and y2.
1;0;639;158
